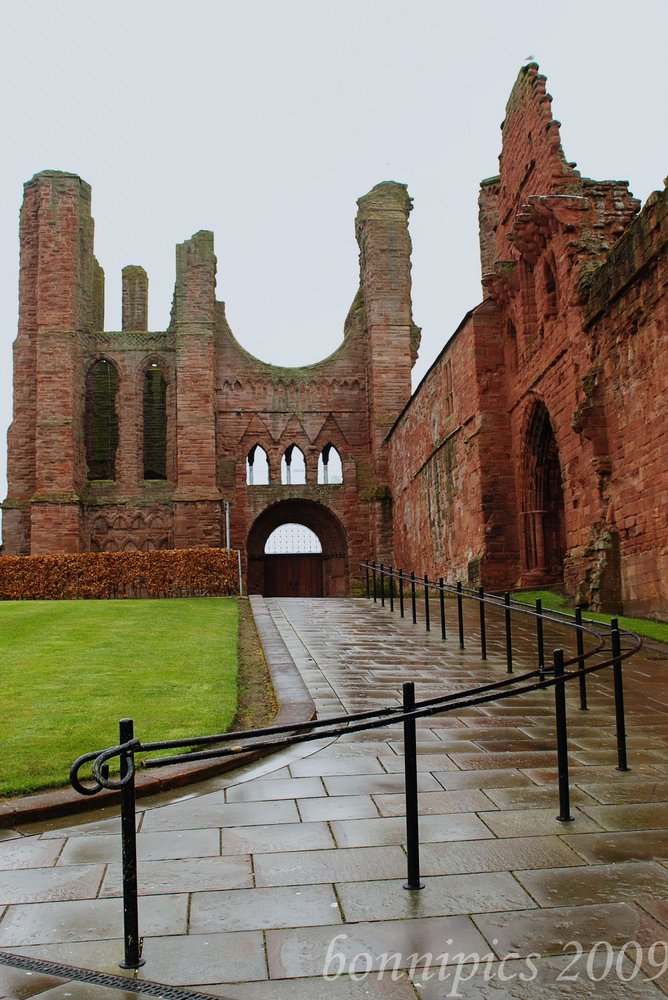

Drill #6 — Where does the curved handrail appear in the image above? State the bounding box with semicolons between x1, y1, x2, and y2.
70;569;641;793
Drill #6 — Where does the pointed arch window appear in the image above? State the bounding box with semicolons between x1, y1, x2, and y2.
247;444;270;485
143;365;167;480
281;444;306;485
85;359;119;480
444;359;454;416
318;443;343;484
522;402;566;578
507;319;519;371
543;260;558;317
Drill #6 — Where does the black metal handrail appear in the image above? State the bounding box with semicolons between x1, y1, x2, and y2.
70;559;642;970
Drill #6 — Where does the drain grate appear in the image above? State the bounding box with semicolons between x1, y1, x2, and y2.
0;950;233;999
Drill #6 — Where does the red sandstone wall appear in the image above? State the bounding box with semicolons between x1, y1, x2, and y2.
4;173;419;598
5;172;95;555
583;186;668;616
388;301;517;589
214;298;379;590
390;63;667;617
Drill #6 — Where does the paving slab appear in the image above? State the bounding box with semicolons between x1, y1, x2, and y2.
576;778;668;804
203;976;418;998
99;855;253;896
0;966;66;998
563;829;668;863
265;914;490;978
578;802;668;831
0;893;188;946
373;789;496;816
20;983;159;1000
434;767;535;789
0;866;105;906
0;838;65;870
482;784;597;808
335;871;535;922
323;772;442;796
413;954;668;999
478;805;602;837
514;860;668;907
57;827;220;865
472;900;667;958
225;776;325;802
253;845;406;887
190;884;341;932
420;835;585;875
14;932;267;986
218;820;335;854
330;812;493;848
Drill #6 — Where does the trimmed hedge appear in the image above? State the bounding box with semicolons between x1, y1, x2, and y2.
0;548;240;600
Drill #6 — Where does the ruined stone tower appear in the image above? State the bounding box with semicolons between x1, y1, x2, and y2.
3;175;419;596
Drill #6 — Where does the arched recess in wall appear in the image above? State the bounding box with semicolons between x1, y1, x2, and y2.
317;443;343;484
542;256;559;318
281;444;306;485
521;400;566;582
143;363;168;480
247;444;270;485
85;358;120;480
246;499;348;597
506;318;519;372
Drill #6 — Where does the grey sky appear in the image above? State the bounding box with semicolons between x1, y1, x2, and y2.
1;0;666;542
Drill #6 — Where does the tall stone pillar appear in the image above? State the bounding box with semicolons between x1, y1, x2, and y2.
4;171;94;554
172;230;221;547
122;265;148;331
356;181;419;561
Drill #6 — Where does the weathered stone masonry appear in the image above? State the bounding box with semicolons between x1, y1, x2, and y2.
388;64;668;617
3;174;418;597
4;64;667;614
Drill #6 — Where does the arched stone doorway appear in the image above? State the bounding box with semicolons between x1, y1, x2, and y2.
247;500;349;597
521;401;566;584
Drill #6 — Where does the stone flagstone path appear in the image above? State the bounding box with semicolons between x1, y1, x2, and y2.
1;596;668;998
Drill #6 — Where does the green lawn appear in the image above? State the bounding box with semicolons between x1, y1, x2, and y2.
0;598;239;796
512;589;668;644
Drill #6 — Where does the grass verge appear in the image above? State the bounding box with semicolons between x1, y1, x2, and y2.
0;598;243;797
512;590;668;644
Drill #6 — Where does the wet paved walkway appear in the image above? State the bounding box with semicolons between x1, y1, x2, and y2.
1;596;668;998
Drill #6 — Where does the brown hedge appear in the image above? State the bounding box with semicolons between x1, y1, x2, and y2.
0;548;240;600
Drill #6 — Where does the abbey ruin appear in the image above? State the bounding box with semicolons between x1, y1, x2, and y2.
4;64;667;616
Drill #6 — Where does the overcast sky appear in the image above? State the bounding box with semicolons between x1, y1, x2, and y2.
1;0;666;542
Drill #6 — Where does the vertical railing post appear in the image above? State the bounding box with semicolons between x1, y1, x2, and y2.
536;598;545;675
389;566;394;612
118;718;145;970
424;575;430;632
380;563;385;608
456;582;464;649
402;681;424;891
575;607;588;711
365;563;370;600
553;650;573;823
478;587;487;660
611;619;629;772
399;570;405;618
504;592;513;673
372;563;377;603
439;577;446;640
411;572;417;624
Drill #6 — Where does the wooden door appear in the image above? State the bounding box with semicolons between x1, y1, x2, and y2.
263;554;324;597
